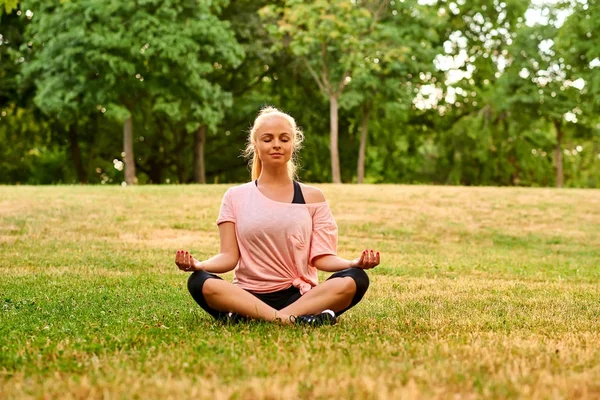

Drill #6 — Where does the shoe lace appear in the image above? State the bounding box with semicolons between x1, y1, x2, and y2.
290;314;321;325
290;310;336;326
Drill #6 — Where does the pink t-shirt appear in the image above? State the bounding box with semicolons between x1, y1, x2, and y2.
216;182;338;294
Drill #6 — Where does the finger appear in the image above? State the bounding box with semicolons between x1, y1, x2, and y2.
370;250;375;268
185;252;191;268
357;251;364;266
359;250;367;266
176;251;184;268
364;250;372;269
187;252;195;270
375;251;380;266
175;250;184;270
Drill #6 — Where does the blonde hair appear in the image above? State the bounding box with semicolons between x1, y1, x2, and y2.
243;106;304;181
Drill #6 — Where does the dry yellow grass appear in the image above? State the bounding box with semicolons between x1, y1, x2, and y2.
1;184;599;399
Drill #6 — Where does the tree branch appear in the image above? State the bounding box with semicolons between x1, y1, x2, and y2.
335;69;351;96
371;0;388;24
232;66;273;96
321;42;332;93
331;1;388;97
303;57;329;94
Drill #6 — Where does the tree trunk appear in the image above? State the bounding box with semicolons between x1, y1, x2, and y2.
147;160;162;184
68;123;87;183
554;120;563;188
86;113;100;182
329;95;341;183
123;116;136;185
176;127;186;183
357;103;371;184
193;125;207;184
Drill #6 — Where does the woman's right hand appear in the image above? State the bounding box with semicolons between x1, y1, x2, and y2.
175;250;203;272
350;249;380;269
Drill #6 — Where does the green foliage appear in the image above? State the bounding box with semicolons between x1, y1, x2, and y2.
21;0;242;121
262;0;388;98
1;0;600;186
0;0;19;14
9;0;243;184
556;1;600;124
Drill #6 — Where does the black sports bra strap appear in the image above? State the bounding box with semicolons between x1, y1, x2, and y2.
292;181;306;204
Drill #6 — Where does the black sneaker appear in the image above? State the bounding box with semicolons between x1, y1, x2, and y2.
291;309;337;326
219;312;251;324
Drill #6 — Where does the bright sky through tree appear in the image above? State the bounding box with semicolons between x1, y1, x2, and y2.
413;0;592;112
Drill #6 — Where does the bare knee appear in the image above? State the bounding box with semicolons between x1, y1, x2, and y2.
202;278;222;297
336;277;357;296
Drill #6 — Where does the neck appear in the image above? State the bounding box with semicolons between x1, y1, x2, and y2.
257;165;292;186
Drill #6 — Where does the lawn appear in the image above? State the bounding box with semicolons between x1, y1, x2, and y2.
1;184;599;399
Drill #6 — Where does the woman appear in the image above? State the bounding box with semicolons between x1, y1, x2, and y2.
175;106;380;325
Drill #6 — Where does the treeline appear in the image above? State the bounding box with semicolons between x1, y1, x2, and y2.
0;0;598;187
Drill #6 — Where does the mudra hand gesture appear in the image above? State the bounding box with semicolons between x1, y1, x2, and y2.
350;249;380;269
175;250;202;272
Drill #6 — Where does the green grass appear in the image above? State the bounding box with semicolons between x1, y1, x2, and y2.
1;184;599;399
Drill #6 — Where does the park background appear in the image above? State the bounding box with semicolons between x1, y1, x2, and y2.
0;0;598;187
2;1;600;399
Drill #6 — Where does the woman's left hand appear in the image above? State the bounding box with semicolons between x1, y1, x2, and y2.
175;250;203;272
350;249;380;269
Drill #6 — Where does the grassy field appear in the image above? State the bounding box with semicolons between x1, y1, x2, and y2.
1;184;599;399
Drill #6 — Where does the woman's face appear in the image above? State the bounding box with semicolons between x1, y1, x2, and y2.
254;115;294;168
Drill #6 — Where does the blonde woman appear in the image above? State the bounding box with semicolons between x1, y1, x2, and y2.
176;107;380;325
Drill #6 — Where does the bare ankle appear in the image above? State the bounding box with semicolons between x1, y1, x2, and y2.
273;312;293;325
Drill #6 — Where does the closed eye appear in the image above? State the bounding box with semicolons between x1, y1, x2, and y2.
263;139;289;143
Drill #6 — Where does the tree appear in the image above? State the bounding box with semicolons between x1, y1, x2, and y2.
261;0;389;183
21;0;242;184
556;0;600;176
341;0;440;183
503;16;586;187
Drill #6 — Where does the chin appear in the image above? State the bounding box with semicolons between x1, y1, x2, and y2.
265;161;289;167
264;160;290;168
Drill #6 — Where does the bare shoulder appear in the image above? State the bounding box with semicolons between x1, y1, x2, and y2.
299;183;327;204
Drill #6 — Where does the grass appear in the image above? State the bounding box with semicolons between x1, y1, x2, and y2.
1;184;599;399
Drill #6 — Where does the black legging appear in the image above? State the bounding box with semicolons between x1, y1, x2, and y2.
188;268;370;320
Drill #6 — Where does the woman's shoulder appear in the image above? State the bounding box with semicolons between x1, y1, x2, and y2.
298;183;327;204
224;182;254;197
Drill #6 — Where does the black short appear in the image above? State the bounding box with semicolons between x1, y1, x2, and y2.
187;268;370;320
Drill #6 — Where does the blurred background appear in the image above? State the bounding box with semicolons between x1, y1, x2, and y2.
0;0;598;186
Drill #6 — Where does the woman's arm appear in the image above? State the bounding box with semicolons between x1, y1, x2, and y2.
300;185;380;272
312;250;380;272
312;255;352;272
175;222;240;273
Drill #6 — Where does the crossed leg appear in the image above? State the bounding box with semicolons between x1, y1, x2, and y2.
188;269;369;323
201;278;291;323
280;277;356;316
